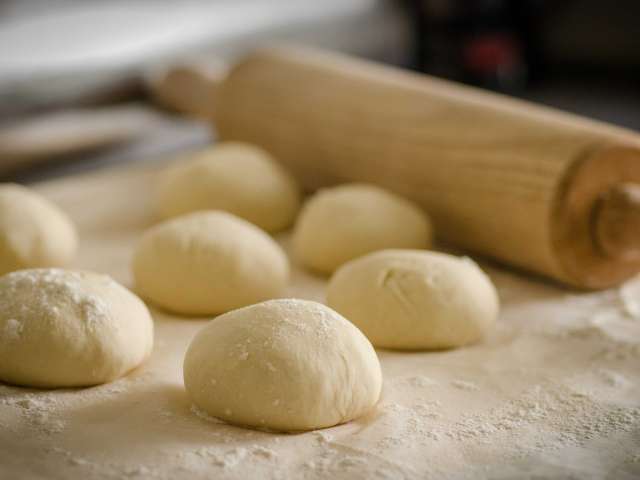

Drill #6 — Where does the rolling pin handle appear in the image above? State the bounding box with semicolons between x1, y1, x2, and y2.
145;60;228;120
594;183;640;260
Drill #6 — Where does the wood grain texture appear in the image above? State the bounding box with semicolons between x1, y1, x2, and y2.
595;182;640;261
212;46;640;288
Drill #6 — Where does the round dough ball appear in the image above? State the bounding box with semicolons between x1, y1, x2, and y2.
327;250;499;350
0;184;77;275
157;142;300;232
293;183;432;274
132;211;288;315
183;299;382;432
0;269;154;388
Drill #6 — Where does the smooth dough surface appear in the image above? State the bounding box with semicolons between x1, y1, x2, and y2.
132;211;288;316
327;250;499;350
0;269;153;388
293;183;432;274
157;142;300;232
183;299;382;432
0;183;77;275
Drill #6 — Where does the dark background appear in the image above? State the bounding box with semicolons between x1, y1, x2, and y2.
411;0;640;129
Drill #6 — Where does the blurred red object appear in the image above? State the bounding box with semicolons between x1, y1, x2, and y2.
462;32;521;75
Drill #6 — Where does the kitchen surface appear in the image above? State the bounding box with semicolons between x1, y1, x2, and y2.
1;2;639;479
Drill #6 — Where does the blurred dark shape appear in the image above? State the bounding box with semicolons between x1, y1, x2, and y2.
413;0;639;89
413;0;538;92
412;0;640;129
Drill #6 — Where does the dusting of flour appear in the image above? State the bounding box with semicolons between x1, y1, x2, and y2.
2;264;640;479
1;172;640;480
0;268;112;334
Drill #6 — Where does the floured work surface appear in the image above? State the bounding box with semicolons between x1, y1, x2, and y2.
1;165;639;480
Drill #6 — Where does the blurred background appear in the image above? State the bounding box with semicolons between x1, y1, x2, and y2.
1;0;638;182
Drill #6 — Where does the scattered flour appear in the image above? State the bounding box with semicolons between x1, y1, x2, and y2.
266;362;277;372
303;444;415;480
212;447;248;469
251;446;277;459
451;380;480;391
0;269;113;333
0;389;65;435
598;369;630;388
1;223;640;479
618;280;640;319
404;375;437;388
3;318;22;340
189;404;224;424
69;457;92;466
314;431;334;444
123;465;152;477
177;444;277;472
443;382;640;453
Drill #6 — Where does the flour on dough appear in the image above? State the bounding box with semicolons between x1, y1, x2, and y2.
183;299;382;432
0;268;153;388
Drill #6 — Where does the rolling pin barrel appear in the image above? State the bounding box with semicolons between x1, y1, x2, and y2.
203;47;640;289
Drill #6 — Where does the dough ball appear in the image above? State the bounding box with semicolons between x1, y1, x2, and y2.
293;183;432;274
183;299;382;432
0;269;153;388
327;250;499;350
0;184;77;275
157;142;300;232
132;211;288;315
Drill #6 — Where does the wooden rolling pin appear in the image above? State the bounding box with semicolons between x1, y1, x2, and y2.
150;47;640;289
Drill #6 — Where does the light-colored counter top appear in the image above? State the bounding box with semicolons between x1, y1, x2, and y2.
1;165;639;479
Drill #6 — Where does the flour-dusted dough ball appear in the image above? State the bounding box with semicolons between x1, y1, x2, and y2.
132;211;288;315
157;142;300;232
327;250;499;350
0;269;153;388
184;299;382;432
0;184;77;275
293;183;432;274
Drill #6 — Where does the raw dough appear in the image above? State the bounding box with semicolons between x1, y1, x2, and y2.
327;250;499;350
3;167;639;479
0;269;153;388
183;299;382;432
132;211;288;315
157;142;300;232
293;183;431;274
0;183;77;275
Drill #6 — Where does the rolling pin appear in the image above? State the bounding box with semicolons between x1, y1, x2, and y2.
149;46;640;289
